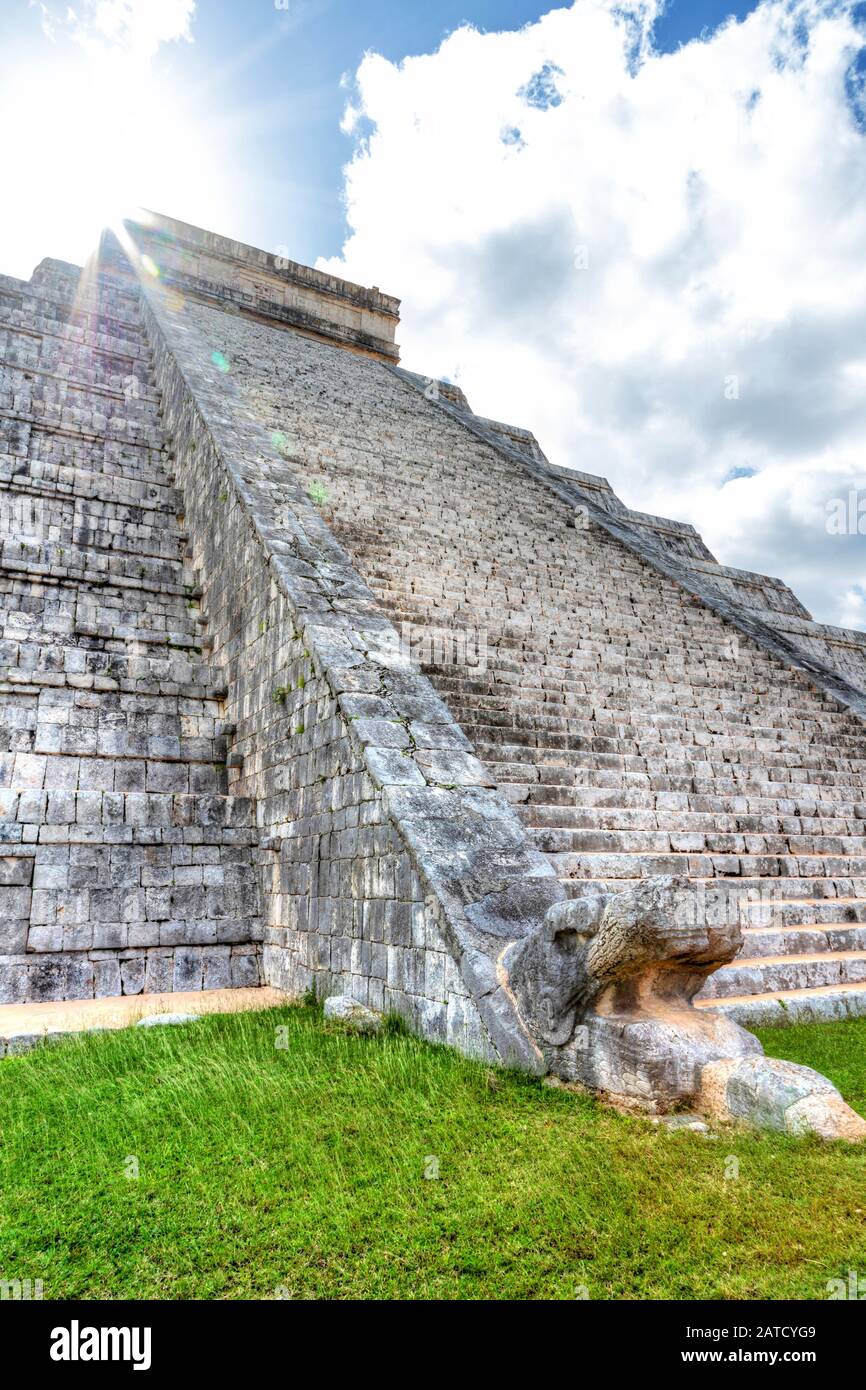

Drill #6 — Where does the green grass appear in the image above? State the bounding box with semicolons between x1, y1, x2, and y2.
1;1006;865;1301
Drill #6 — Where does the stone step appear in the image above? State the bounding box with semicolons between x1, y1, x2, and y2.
532;826;676;854
0;279;146;325
494;765;866;802
0;352;161;406
480;745;866;784
0;825;256;854
560;875;866;900
694;981;866;1027
0;565;200;607
700;948;866;999
0;420;170;471
72;622;204;647
3;325;150;372
3;679;221;713
0;947;263;1007
701;879;866;899
503;788;866;832
1;267;145;321
521;801;866;835
0;285;148;345
0;385;162;447
0;371;163;433
0;986;282;1042
0;334;155;395
0;456;182;512
1;509;187;564
0;481;184;528
2;580;205;634
2;616;207;658
432;659;831;696
550;849;866;880
0;536;188;589
528;824;866;857
447;695;861;741
0;787;253;836
0;402;165;452
430;671;852;717
420;634;787;668
390;610;779;655
472;729;866;770
2;617;206;655
472;726;866;763
0;640;223;695
0;811;261;856
740;896;866;926
739;922;866;956
1;716;226;764
19;902;260;953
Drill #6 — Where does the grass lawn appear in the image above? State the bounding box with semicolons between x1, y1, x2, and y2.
0;1004;864;1301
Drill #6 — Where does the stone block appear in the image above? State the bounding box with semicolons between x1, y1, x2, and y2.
0;856;33;887
120;957;146;996
323;994;382;1034
173;948;202;992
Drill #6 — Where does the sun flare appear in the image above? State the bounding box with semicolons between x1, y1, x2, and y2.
0;33;220;279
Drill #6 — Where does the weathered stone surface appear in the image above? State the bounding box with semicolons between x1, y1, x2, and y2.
136;1012;200;1028
502;877;767;1112
323;994;383;1034
653;1114;712;1133
502;877;863;1135
701;1057;866;1141
506;876;747;1050
129;225;548;1066
5;1031;68;1056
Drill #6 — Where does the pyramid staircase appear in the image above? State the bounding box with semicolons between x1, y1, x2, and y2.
0;256;261;1003
219;327;866;1031
370;563;866;1025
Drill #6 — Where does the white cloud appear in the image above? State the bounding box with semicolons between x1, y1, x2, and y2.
1;2;222;281
319;0;866;628
38;0;195;59
838;585;866;628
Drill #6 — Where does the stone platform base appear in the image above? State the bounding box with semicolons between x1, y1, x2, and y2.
0;986;288;1056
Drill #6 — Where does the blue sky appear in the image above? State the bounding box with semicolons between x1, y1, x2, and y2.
1;1;864;630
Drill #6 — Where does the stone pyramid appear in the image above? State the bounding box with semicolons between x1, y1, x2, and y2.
2;212;865;1134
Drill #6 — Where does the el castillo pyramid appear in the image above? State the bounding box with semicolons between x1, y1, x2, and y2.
2;212;865;1136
